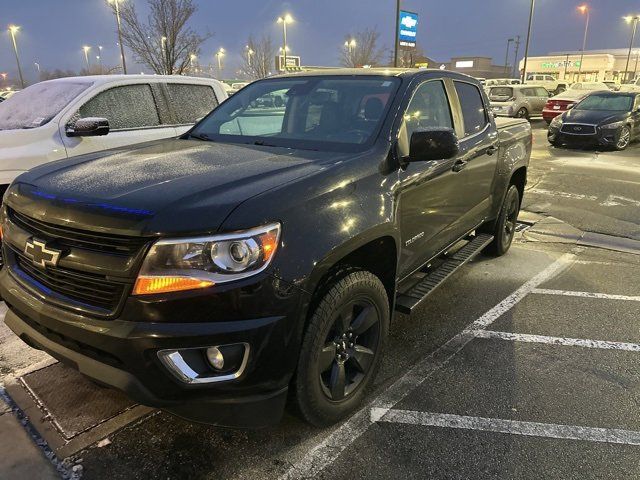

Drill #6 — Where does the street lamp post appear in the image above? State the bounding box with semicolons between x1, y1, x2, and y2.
83;46;91;69
8;25;25;88
521;0;536;84
277;14;293;72
161;36;167;74
216;48;225;77
577;5;590;81
109;0;128;74
245;45;254;67
624;16;640;83
504;38;514;76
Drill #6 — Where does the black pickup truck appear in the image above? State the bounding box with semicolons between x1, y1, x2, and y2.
0;69;531;428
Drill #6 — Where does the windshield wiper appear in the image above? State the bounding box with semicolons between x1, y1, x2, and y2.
188;132;213;142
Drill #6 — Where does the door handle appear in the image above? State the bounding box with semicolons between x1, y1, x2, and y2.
452;159;468;172
486;146;498;156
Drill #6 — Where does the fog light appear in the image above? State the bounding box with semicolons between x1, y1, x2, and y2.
206;346;225;370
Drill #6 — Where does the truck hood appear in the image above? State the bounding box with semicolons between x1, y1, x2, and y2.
7;139;339;236
0;126;54;152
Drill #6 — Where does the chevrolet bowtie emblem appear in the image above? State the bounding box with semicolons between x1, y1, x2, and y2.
24;238;62;269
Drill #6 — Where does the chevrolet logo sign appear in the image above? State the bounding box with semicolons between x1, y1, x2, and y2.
24;238;62;269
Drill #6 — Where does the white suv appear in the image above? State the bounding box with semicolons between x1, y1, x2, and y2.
526;74;570;95
0;75;227;194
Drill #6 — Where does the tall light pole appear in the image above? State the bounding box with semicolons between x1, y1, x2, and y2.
189;53;197;74
8;25;25;88
83;46;92;69
215;48;225;77
109;0;128;74
521;0;536;84
245;45;254;67
512;35;521;79
393;0;401;67
97;46;103;73
161;36;167;74
504;38;514;76
577;5;590;81
624;16;640;83
277;14;293;72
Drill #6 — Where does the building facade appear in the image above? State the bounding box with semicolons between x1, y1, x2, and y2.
444;57;510;79
519;49;640;83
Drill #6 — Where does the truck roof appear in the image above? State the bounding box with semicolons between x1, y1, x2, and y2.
272;68;475;80
36;74;223;86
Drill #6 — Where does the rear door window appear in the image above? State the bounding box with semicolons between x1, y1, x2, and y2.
78;84;160;130
165;83;219;125
454;81;488;137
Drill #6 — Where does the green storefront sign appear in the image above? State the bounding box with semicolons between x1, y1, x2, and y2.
541;61;582;69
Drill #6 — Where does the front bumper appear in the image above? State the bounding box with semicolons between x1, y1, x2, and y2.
0;267;307;427
547;126;621;148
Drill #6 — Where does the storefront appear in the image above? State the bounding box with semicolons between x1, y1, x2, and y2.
519;49;640;83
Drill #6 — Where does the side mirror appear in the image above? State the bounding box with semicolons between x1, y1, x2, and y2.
66;117;110;137
409;128;459;162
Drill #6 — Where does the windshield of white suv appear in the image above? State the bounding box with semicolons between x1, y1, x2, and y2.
576;94;633;112
191;76;401;152
0;80;92;130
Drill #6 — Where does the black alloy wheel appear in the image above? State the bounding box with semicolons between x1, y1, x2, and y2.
485;184;521;256
294;270;389;426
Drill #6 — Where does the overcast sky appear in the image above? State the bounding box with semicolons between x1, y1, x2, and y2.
1;0;638;82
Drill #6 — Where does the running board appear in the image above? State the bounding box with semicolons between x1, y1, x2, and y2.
395;233;494;314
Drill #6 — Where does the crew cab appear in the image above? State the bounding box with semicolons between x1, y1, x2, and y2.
0;69;531;428
0;75;227;198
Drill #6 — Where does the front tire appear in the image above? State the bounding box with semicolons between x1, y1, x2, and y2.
294;270;389;426
615;126;631;151
516;107;529;120
486;185;520;257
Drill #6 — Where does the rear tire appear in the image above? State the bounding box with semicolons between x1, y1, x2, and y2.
516;107;529;120
294;270;389;427
486;185;520;257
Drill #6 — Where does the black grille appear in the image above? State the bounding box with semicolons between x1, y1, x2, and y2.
11;245;126;312
561;124;596;135
8;207;148;255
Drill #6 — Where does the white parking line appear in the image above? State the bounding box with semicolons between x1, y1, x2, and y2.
470;330;640;352
280;253;576;480
372;409;640;446
530;188;598;202
532;288;640;302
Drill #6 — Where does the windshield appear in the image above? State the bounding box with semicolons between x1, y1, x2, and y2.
191;76;401;151
576;94;633;112
489;87;514;101
0;80;91;130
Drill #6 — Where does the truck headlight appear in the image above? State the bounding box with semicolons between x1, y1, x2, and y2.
600;121;625;130
133;222;281;295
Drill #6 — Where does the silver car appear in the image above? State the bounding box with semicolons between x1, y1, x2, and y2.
489;84;550;119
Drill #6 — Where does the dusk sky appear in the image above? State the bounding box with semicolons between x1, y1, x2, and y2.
1;0;639;82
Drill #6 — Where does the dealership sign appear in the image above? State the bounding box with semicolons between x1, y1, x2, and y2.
398;10;418;49
541;60;582;69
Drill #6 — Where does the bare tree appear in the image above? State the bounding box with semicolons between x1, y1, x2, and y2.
397;47;427;68
239;34;277;80
108;0;211;75
340;28;387;68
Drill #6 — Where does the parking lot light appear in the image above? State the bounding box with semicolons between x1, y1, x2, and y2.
277;14;294;71
8;25;25;88
521;0;536;84
578;5;590;81
82;45;91;69
624;15;640;83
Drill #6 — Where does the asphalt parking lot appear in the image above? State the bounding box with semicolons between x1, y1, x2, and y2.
1;120;640;479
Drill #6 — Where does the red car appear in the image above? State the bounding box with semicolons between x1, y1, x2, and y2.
543;82;611;124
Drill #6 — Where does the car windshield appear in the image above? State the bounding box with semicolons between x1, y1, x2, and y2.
0;80;92;130
191;76;401;152
489;87;514;101
576;94;633;112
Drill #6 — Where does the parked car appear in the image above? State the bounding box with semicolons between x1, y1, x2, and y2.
229;82;250;95
548;91;640;150
0;90;18;100
526;74;570;95
542;82;610;124
489;84;550;119
0;75;227;198
0;69;531;428
603;81;620;92
618;77;640;92
485;78;521;87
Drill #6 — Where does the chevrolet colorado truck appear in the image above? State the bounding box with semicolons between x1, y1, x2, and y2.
0;69;531;428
